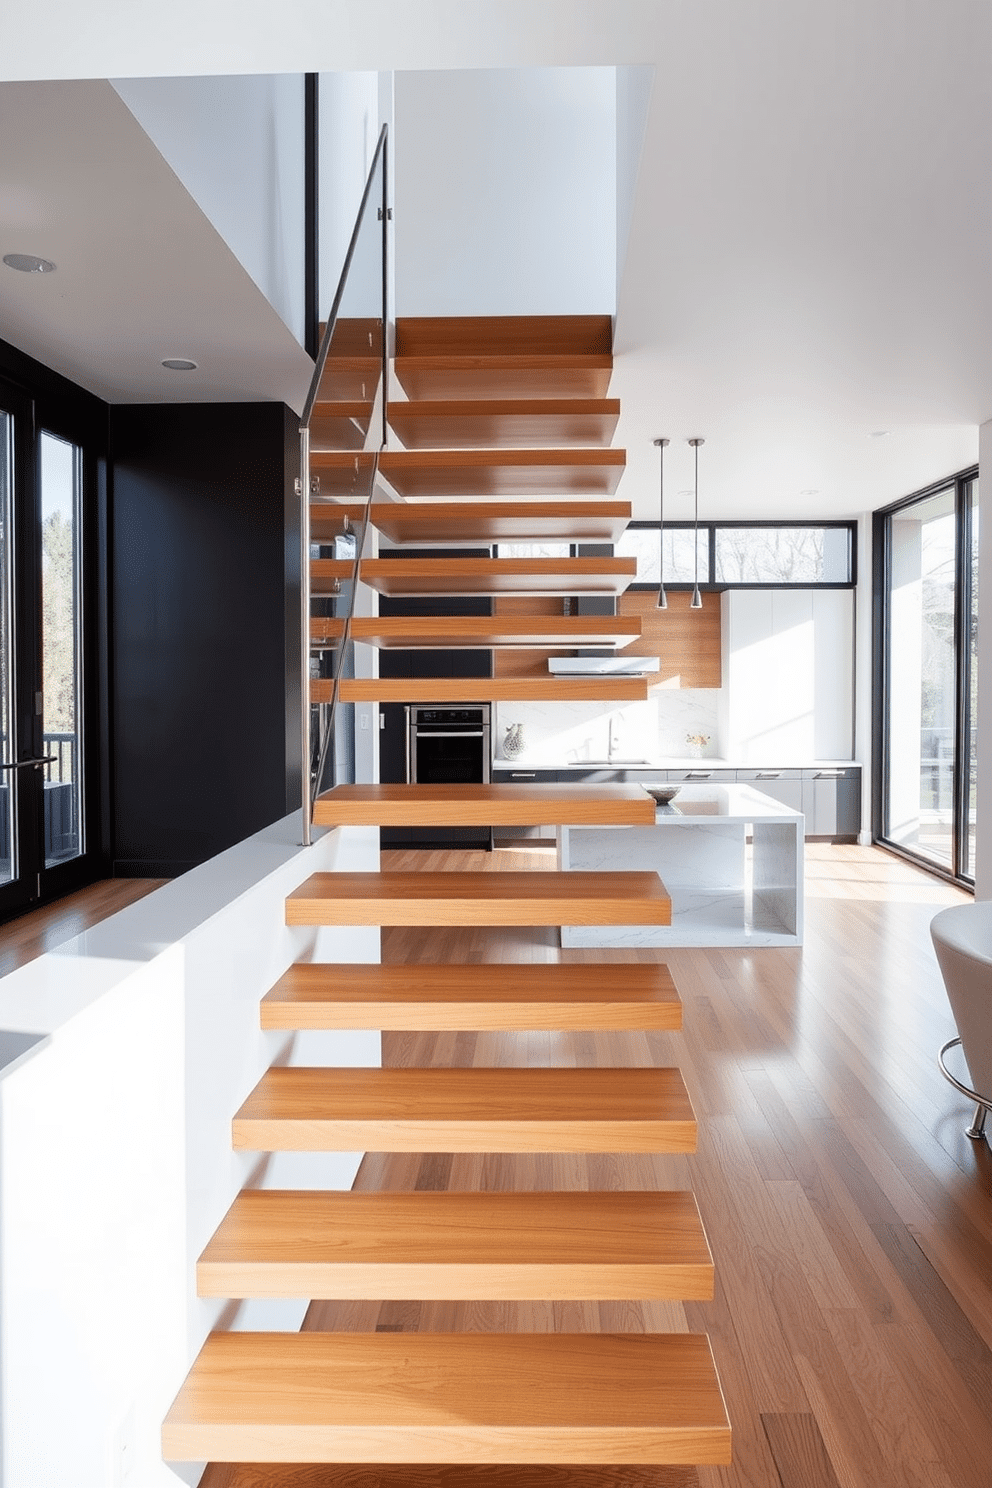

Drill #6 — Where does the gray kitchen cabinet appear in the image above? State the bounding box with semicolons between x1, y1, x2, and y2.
803;767;861;839
735;768;805;813
491;767;560;842
492;768;560;783
667;767;736;784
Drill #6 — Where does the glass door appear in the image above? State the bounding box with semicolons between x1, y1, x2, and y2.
0;388;88;918
876;471;979;885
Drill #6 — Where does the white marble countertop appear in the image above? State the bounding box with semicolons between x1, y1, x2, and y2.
495;757;860;771
641;784;804;823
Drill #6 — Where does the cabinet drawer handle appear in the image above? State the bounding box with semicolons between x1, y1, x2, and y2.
756;772;781;779
687;771;712;779
511;772;537;778
814;771;843;778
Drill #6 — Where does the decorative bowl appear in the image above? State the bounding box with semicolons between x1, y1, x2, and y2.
645;785;680;804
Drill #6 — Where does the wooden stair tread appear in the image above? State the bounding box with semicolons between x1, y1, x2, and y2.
316;499;632;545
261;960;682;1031
311;783;657;827
326;556;636;598
375;450;626;499
198;1465;702;1488
393;357;614;401
285;870;671;927
311;615;642;650
162;1331;731;1464
394;315;614;357
232;1066;695;1154
387;398;620;450
331;678;651;704
197;1189;713;1300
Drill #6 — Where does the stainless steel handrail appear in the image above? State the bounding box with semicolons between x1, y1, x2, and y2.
298;123;389;845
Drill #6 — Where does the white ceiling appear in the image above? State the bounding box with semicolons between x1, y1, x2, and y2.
0;81;313;407
1;3;991;517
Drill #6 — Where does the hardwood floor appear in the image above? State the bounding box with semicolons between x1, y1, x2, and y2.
0;878;166;979
296;843;989;1488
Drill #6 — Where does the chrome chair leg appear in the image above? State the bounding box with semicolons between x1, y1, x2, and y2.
938;1037;992;1142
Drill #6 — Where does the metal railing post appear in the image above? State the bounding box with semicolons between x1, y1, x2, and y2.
300;426;313;846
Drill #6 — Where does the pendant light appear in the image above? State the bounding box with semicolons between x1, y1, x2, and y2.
688;437;704;609
652;436;669;609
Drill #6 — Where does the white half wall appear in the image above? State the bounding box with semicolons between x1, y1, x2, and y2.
112;74;307;345
394;66;616;316
0;813;380;1488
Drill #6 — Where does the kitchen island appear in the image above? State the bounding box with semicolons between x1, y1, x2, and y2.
558;783;803;948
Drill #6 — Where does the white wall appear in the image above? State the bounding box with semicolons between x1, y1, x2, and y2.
722;589;855;763
394;66;616;316
0;813;379;1488
112;74;307;344
615;65;654;302
318;70;381;320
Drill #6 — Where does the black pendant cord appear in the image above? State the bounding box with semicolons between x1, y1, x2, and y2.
689;436;704;609
653;436;669;609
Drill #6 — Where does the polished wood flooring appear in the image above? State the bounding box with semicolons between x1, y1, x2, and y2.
13;857;984;1487
0;877;166;979
295;843;987;1488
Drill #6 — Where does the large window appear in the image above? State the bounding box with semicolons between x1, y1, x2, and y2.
0;365;98;919
617;522;856;589
874;470;978;884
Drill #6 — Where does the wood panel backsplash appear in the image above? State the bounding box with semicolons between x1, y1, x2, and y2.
493;596;567;679
493;591;721;688
618;590;721;688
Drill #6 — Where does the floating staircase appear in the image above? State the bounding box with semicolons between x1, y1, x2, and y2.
163;855;731;1472
311;313;645;707
162;316;730;1479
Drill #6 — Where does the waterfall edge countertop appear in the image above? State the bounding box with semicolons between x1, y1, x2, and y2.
557;784;804;949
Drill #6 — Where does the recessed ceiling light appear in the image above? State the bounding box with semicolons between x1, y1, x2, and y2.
161;358;198;371
3;253;56;274
869;430;890;438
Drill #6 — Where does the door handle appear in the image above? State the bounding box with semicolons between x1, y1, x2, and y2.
0;755;57;771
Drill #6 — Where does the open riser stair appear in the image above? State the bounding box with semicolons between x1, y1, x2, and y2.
162;315;730;1477
310;313;651;704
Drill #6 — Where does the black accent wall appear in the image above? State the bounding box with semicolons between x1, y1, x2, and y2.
108;402;300;876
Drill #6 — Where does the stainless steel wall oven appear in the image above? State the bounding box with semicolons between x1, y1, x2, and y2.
407;705;491;788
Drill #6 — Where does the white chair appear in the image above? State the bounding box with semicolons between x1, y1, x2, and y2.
931;902;992;1141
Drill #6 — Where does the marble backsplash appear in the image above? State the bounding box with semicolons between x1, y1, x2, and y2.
494;689;722;764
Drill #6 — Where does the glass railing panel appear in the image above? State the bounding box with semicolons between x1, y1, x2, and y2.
301;126;387;825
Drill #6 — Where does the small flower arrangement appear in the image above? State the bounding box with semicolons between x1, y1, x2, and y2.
685;732;710;749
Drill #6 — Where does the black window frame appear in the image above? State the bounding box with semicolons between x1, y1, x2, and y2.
0;337;109;918
622;519;857;590
872;465;978;888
